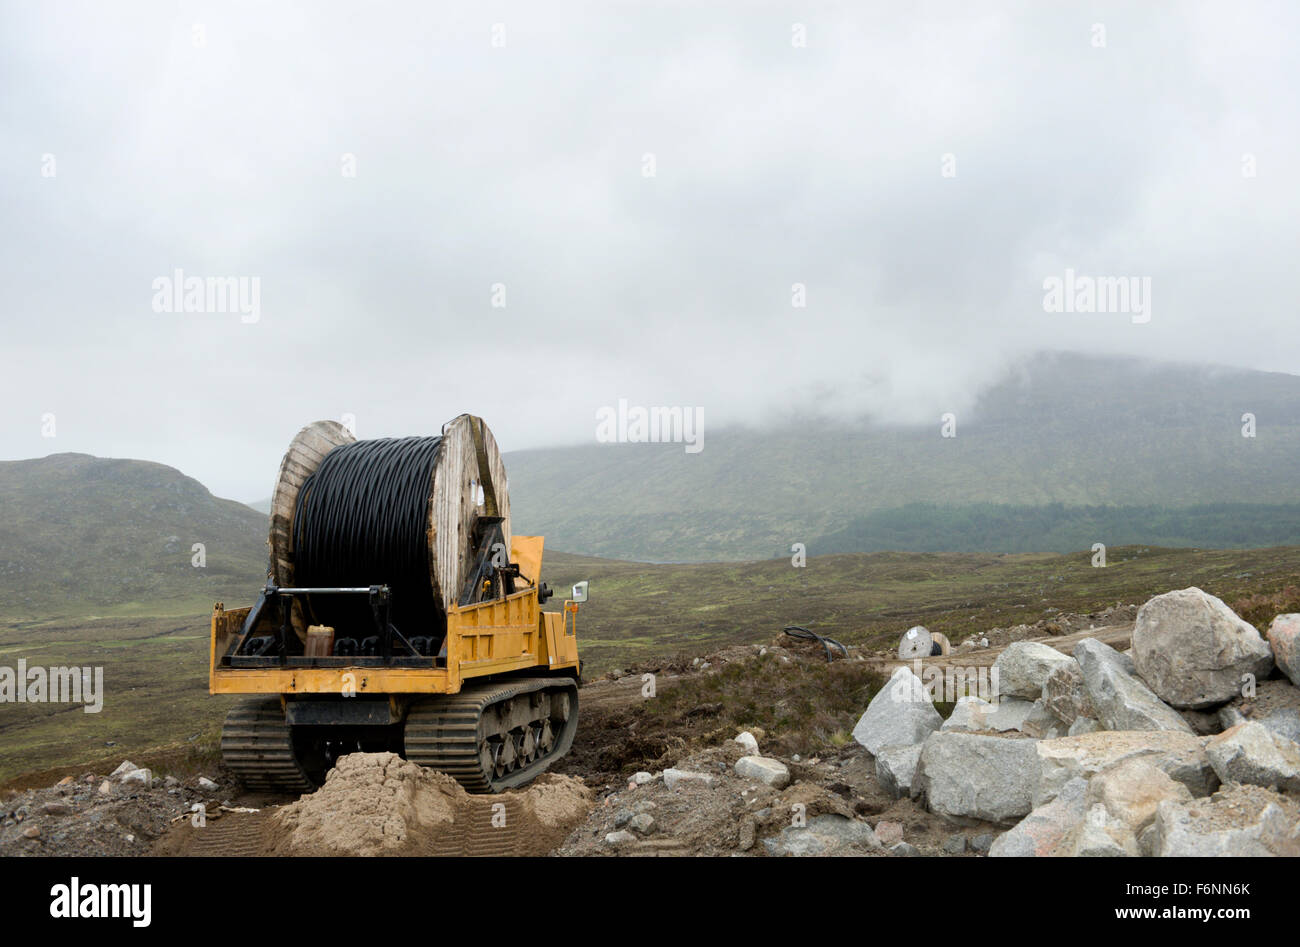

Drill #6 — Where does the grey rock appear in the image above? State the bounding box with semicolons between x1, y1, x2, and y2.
109;760;138;778
941;696;995;732
197;776;220;791
663;768;714;791
1133;588;1274;709
1074;638;1193;733
852;666;942;754
1255;708;1300;745
1086;757;1193;834
1060;803;1139;857
873;820;904;847
913;731;1039;824
993;642;1076;700
1204;722;1300;792
1068;717;1102;736
875;743;923;799
1035;730;1218;806
1019;699;1063;739
763;815;881;856
734;731;760;755
890;841;922;857
1267;614;1300;687
942;696;1036;733
119;768;152;787
988;777;1089;857
1152;793;1299;856
628;813;655;834
1043;661;1097;726
942;833;967;854
970;832;994;853
734;756;791;789
737;817;756;851
603;830;637;846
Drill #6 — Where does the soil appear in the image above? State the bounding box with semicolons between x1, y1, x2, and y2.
6;612;1296;857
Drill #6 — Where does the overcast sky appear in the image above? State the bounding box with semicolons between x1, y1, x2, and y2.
2;0;1297;501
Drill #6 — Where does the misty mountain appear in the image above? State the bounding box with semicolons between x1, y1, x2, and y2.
0;454;268;618
504;354;1300;561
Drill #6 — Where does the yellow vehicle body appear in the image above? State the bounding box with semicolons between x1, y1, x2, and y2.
209;535;578;697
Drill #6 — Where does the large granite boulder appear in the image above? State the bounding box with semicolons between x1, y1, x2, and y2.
1132;587;1274;709
1074;638;1192;733
852;666;942;754
913;732;1039;824
993;641;1076;700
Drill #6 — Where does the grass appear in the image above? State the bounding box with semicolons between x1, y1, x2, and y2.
3;542;1299;784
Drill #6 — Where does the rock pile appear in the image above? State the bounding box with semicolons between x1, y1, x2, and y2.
852;588;1300;856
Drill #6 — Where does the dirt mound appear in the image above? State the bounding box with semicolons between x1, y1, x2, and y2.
262;753;593;856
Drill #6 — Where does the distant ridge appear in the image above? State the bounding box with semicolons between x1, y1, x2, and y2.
504;353;1300;561
0;453;267;618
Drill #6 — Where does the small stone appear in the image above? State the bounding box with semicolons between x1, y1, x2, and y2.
890;841;921;857
663;768;714;791
734;756;791;789
163;776;180;789
970;832;994;853
56;776;75;787
98;780;113;795
119;768;152;786
604;830;636;846
942;833;967;854
22;826;40;839
109;760;138;778
628;813;655;834
874;820;904;847
41;802;72;817
197;776;219;792
737;817;757;851
734;731;760;755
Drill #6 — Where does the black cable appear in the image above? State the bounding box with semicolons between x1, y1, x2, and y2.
292;436;444;640
782;625;849;663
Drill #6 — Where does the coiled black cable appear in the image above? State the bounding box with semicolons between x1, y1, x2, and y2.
782;625;849;663
292;436;444;639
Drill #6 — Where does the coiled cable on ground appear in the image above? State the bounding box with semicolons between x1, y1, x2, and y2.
782;625;849;663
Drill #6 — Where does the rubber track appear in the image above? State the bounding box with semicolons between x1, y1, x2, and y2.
220;698;315;793
404;677;579;793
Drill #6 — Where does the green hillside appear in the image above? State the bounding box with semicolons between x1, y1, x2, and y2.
0;454;269;620
505;354;1300;561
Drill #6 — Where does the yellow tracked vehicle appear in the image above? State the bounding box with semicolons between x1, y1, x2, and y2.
209;415;583;793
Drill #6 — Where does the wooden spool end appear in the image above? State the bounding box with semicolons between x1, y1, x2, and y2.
430;414;511;614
